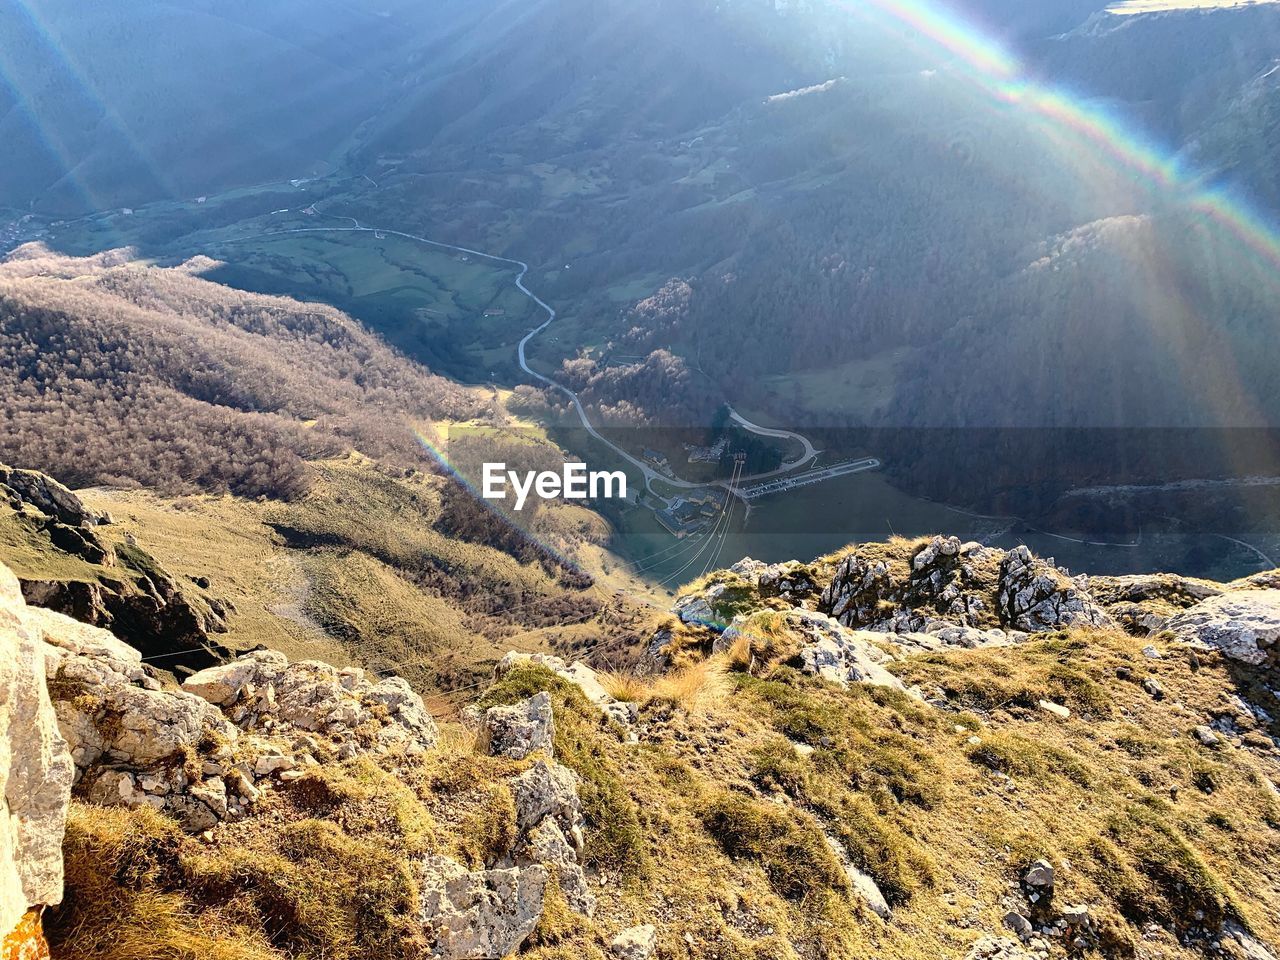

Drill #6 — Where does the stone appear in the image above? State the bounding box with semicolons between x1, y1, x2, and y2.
481;693;555;760
419;854;547;959
183;650;289;706
523;818;594;916
790;613;909;694
825;835;891;919
1003;911;1034;940
1143;678;1166;699
495;652;636;726
998;547;1114;633
512;760;583;834
1024;859;1055;889
186;652;438;753
610;924;658;960
1193;725;1220;746
1;562;75;940
1165;591;1280;666
1038;700;1071;720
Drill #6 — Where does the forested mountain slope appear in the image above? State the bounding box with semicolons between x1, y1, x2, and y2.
0;246;480;498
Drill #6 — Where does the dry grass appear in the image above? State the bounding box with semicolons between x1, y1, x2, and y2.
600;658;733;713
48;804;283;960
45;582;1280;960
601;670;651;703
649;659;732;712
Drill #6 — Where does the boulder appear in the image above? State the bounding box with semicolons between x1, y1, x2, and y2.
1024;859;1055;890
997;547;1114;633
52;653;232;770
610;924;658;960
183;650;288;706
1164;591;1280;666
419;854;547;959
27;605;140;670
481;693;555;760
0;562;75;944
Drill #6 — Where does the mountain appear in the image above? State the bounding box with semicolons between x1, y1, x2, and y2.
7;523;1280;960
0;252;663;697
0;246;483;498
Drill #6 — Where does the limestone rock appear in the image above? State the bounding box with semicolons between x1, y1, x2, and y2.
824;835;892;919
523;817;594;916
789;613;908;694
820;539;1108;636
27;605;140;670
673;593;717;627
512;760;583;835
481;693;555;760
610;924;658;960
185;653;438;753
1164;591;1280;666
419;854;547;959
0;562;75;939
509;759;593;915
183;650;288;705
495;652;636;726
997;547;1114;633
52;653;233;770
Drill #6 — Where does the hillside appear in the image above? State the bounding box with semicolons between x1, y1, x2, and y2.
0;246;484;498
6;522;1280;960
0;246;665;699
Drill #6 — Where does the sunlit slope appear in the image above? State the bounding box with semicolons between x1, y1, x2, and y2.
0;0;486;213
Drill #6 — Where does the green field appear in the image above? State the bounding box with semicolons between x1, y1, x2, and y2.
201;230;540;384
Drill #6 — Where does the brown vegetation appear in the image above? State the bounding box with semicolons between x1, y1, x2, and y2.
0;247;483;499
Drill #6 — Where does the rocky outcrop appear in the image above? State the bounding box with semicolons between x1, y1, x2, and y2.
419;855;548;960
1;563;74;952
183;650;439;756
426;698;597;955
480;692;555;760
1164;591;1280;666
729;557;820;603
820;538;1113;636
0;464;108;528
37;626;440;833
718;610;910;694
997;546;1115;633
495;652;636;726
508;757;593;916
21;557;232;674
3;465;233;673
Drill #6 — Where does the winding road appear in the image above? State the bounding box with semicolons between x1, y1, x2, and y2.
226;217;832;498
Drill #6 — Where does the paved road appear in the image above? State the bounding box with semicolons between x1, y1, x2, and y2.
227;219;826;496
